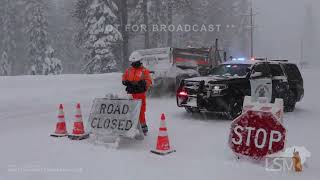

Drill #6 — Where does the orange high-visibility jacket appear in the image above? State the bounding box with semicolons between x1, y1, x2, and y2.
122;66;152;90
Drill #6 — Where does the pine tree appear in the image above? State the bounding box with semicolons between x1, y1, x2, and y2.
43;46;63;75
148;0;168;48
0;52;10;76
117;0;143;69
47;0;82;74
171;0;205;47
74;0;91;48
74;0;122;74
167;0;192;47
25;0;50;75
0;0;16;76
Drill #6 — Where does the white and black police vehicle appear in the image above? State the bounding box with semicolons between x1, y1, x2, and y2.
176;58;304;119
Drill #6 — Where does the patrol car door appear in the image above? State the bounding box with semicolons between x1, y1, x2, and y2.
269;63;289;101
250;62;272;102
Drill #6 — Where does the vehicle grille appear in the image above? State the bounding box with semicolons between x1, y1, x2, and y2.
184;81;202;96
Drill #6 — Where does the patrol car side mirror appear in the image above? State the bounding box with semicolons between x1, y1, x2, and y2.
251;72;263;78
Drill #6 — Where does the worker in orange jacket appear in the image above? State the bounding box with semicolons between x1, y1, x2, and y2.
122;52;152;136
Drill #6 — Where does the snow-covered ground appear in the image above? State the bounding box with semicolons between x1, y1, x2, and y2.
0;69;319;180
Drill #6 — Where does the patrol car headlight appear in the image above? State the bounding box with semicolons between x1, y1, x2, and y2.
213;85;220;90
212;84;228;90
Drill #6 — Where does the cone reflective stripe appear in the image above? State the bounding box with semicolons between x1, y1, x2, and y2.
72;103;85;135
51;104;68;137
160;116;166;128
158;128;168;137
55;104;67;134
68;103;89;140
157;127;170;151
151;113;175;155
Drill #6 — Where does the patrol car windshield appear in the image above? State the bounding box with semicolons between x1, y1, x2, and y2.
210;64;251;77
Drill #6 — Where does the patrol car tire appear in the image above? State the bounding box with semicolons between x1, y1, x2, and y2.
229;99;243;119
284;90;296;112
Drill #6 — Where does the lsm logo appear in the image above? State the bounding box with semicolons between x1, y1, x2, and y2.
265;146;311;172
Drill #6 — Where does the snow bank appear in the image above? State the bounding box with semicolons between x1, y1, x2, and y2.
0;70;319;180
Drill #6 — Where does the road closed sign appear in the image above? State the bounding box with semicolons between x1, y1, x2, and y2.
88;98;141;138
229;110;286;160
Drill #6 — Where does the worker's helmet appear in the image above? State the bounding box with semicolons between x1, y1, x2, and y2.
129;52;143;62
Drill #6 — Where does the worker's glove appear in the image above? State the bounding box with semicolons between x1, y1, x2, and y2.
122;80;131;86
126;86;134;94
137;80;147;92
124;80;147;94
138;80;146;88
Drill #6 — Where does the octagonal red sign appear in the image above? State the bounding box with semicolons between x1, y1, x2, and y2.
229;110;286;160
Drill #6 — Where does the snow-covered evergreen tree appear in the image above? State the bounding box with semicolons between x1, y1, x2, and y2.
148;0;168;48
74;0;122;74
43;46;63;75
74;0;91;48
0;0;16;76
48;0;82;74
25;0;49;75
0;52;10;76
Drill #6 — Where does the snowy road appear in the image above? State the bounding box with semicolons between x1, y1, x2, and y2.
0;70;319;180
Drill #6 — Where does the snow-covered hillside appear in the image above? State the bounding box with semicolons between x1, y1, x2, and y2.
0;69;319;180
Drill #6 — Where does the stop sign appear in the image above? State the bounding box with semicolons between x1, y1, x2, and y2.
229;110;286;160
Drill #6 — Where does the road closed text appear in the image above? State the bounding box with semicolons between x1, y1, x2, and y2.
90;103;134;131
90;117;133;131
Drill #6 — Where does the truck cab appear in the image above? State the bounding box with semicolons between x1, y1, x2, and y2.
131;47;219;95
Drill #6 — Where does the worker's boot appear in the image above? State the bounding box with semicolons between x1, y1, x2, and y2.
141;124;148;136
135;124;144;140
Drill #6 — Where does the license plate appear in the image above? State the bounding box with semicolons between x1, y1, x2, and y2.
211;90;220;95
186;97;197;107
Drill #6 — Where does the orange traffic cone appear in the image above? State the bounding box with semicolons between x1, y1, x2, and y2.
68;103;89;140
151;113;176;155
51;104;68;137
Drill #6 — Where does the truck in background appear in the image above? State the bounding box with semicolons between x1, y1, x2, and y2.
131;46;224;96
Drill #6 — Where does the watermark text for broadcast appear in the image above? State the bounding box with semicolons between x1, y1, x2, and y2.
111;24;236;33
8;165;83;174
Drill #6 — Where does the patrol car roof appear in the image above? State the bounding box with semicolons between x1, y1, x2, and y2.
222;60;256;65
222;59;293;66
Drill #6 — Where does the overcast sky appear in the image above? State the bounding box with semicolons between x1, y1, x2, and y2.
254;0;319;64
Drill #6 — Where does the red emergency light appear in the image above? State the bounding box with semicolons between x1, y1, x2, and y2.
178;91;188;96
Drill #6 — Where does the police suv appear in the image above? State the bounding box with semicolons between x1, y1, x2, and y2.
176;59;304;119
